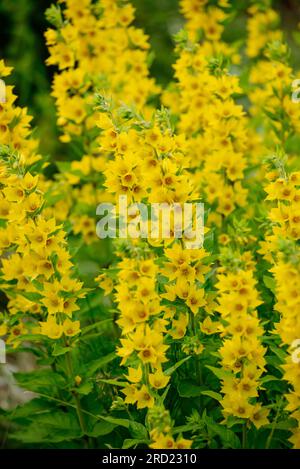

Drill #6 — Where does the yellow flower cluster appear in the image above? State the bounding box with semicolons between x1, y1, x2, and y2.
45;0;160;245
93;0;300;448
216;266;269;428
0;64;83;345
0;60;40;166
262;169;300;447
250;22;300;448
165;37;248;225
274;259;300;448
96;105;211;446
102;125;197;206
180;0;233;55
46;0;158;143
247;5;282;59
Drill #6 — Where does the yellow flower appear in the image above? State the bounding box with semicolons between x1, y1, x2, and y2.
0;59;13;77
0;324;7;336
122;384;138;405
176;437;192;449
200;317;219;335
250;404;270;429
95;274;114;296
136;385;154;409
186;287;206;314
63;318;80;337
42;292;64;314
127;366;143;384
169;313;188;340
149;369;170;389
150;432;175;449
75;375;82;386
39;317;63;340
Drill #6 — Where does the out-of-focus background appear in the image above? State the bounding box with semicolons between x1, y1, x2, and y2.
1;0;300;158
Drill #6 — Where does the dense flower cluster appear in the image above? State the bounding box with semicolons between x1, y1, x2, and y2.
95;104;211;447
0;60;40;166
169;43;248;222
0;64;83;347
46;0;158;141
44;0;160;245
249;24;300;447
216;266;268;427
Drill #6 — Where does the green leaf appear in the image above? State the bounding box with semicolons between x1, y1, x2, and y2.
206;365;232;380
201;390;222;402
263;275;276;294
43;192;65;208
264;109;280;122
172;424;194;435
68;236;84;257
226;416;245;428
99;416;131;428
20;291;43;302
45;4;64;28
56;161;71;173
269;345;287;362
205;419;241;449
266;355;282;368
159;384;170;404
264;419;297;431
81;318;113;335
6;398;53;420
75;381;93;395
9;411;82;443
260;375;280;384
129;421;148;440
165;356;190;376
52;343;70;356
98;416;147;439
177;380;207;397
122;439;149;449
83;352;116;377
14;334;45;342
87;421;116;437
97;378;127;387
15;369;65;392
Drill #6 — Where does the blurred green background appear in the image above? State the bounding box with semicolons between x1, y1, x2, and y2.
0;0;300;158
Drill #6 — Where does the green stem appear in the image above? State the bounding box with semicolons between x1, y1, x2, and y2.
242;422;247;449
64;346;87;436
266;398;282;449
36;392;98;421
73;392;87;435
190;312;202;385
